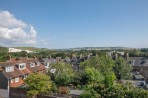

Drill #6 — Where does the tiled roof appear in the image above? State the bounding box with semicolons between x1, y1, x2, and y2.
0;58;45;79
0;62;16;67
0;57;46;88
10;77;24;87
2;66;22;79
20;68;32;75
26;63;46;73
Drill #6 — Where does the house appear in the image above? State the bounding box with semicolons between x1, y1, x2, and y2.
40;58;56;72
8;48;34;53
71;56;90;71
64;57;71;62
128;57;148;79
0;57;46;98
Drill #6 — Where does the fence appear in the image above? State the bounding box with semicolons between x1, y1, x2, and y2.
9;88;78;98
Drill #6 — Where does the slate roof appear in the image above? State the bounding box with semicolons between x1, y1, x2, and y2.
128;57;148;66
71;57;78;63
133;74;145;80
41;58;56;64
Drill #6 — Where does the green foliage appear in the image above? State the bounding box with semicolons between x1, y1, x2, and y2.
50;82;58;94
55;72;74;86
114;57;132;80
0;48;8;62
80;55;115;75
104;72;116;87
25;73;52;97
50;62;74;86
50;62;73;75
82;67;104;85
80;89;100;98
103;83;148;98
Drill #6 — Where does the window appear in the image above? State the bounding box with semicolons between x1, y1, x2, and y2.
5;66;14;72
23;75;27;79
30;62;35;67
15;77;19;83
131;60;135;66
11;79;14;83
19;63;26;70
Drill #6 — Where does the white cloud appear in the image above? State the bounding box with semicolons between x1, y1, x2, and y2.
0;11;37;46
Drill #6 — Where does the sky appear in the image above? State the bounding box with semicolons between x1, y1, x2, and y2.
0;0;148;49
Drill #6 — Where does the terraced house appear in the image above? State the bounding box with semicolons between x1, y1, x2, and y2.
0;57;46;98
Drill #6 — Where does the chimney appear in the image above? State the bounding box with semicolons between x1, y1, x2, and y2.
34;56;37;59
9;54;11;62
26;53;29;59
49;55;51;59
124;52;129;60
115;53;118;60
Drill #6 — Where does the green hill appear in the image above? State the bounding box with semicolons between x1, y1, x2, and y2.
68;47;134;50
0;47;8;52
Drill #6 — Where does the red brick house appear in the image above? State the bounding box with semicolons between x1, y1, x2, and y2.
0;57;46;98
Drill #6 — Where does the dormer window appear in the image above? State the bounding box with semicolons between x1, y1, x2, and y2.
5;66;14;72
30;62;35;67
19;63;26;70
15;77;19;82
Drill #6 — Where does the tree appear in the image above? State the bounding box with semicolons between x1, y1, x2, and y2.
55;72;74;86
25;73;52;97
80;89;100;98
50;62;73;75
49;62;74;86
114;57;132;80
104;72;116;87
81;67;104;85
80;55;115;75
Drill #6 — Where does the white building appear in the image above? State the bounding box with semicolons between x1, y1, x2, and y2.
8;48;33;53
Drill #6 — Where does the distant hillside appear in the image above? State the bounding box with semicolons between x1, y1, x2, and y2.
14;47;49;52
0;47;8;52
68;47;134;50
0;46;136;52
